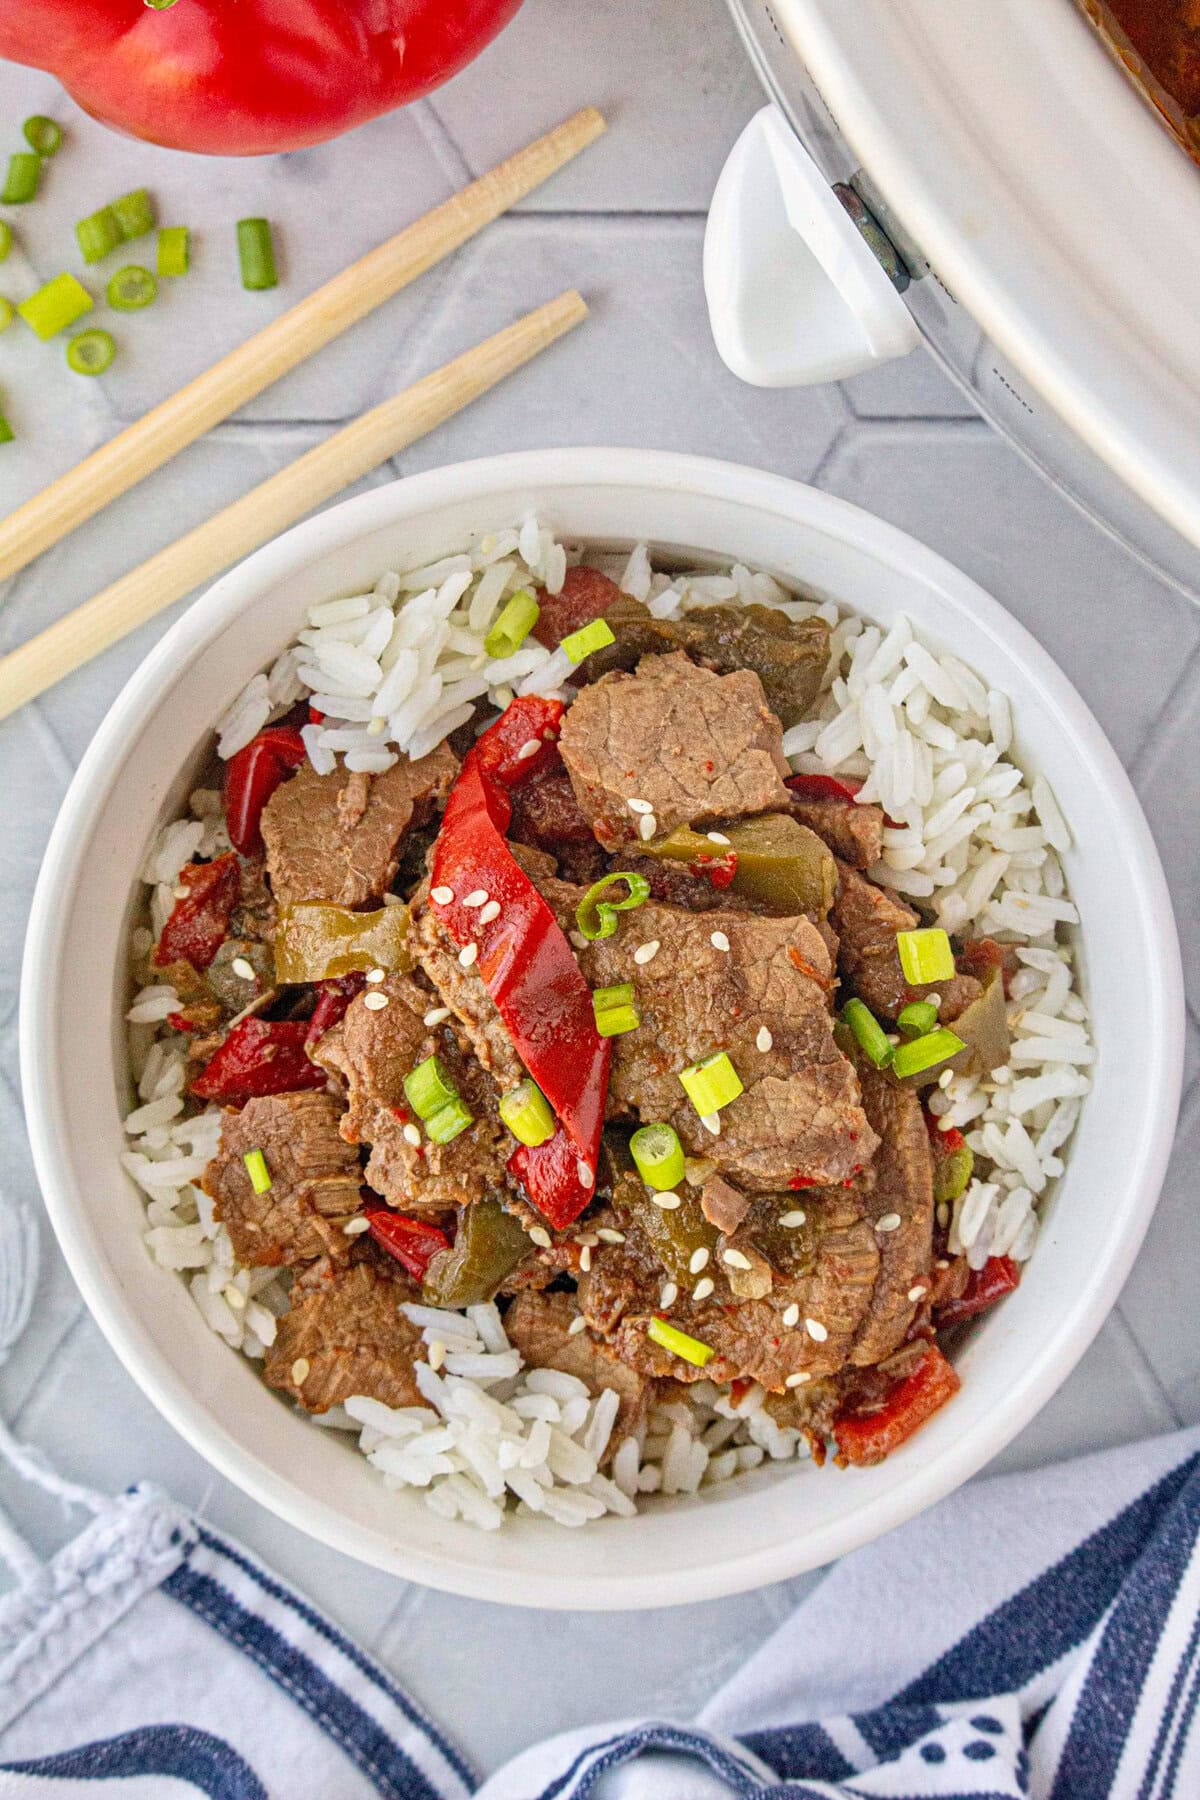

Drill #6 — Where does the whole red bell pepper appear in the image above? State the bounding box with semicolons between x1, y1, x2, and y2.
224;726;307;858
0;0;524;157
935;1256;1021;1330
192;1018;328;1104
154;853;240;972
363;1207;450;1282
833;1343;961;1467
430;697;609;1231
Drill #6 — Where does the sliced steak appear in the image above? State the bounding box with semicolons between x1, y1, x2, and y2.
790;797;885;870
849;1068;935;1367
313;971;509;1212
832;860;981;1024
265;1246;424;1412
558;653;792;849
504;1289;654;1444
261;745;458;908
408;902;525;1089
202;1090;361;1268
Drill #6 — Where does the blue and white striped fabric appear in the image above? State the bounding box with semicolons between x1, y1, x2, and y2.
4;1426;1200;1800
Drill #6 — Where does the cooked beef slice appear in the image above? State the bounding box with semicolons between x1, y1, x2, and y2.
558;653;792;849
202;1091;361;1267
790;797;885;870
231;852;278;945
831;860;981;1024
312;971;509;1211
849;1067;935;1367
260;745;458;907
700;1172;751;1235
504;1289;654;1443
408;901;525;1089
573;892;877;1188
264;1246;424;1412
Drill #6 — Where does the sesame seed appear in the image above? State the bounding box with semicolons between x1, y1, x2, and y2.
937;1201;950;1230
596;1227;626;1244
786;1371;812;1388
577;1159;594;1188
782;1302;800;1327
528;1226;552;1249
660;1281;678;1306
638;813;657;841
567;1315;588;1336
710;930;731;952
363;992;389;1011
423;1006;451;1027
805;1318;828;1342
756;1025;773;1053
291;1358;310;1385
908;1284;928;1303
651;1190;681;1210
517;738;541;761
938;1068;955;1090
478;900;501;924
937;1114;958;1131
367;716;386;737
402;1123;422;1148
343;1217;370;1236
428;1340;446;1372
780;1209;807;1228
463;889;488;908
365;967;386;984
693;1276;715;1301
627;797;653;814
706;831;731;846
231;957;255;981
579;1245;593;1272
431;886;453;905
224;1284;246;1310
722;1248;752;1270
700;1113;722;1136
633;940;660;965
877;1213;902;1233
569;930;589;950
458;942;478;967
688;1246;710;1274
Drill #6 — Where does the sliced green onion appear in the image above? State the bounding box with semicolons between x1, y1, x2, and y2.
17;272;93;340
679;1051;743;1117
23;116;62;157
842;998;892;1069
896;927;955;986
403;1054;459;1121
237;217;278;291
0;299;13;333
484;587;540;659
593;981;641;1037
107;265;157;312
498;1078;555;1148
76;205;122;265
2;154;40;205
561;617;616;665
0;222;11;263
243;1148;272;1194
425;1096;474;1145
575;871;650;942
647;1315;714;1368
111;188;156;242
0;408;13;446
66;328;116;375
630;1122;686;1192
157;225;190;277
897;1000;939;1039
891;1028;966;1081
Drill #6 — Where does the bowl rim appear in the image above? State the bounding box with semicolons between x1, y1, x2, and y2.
19;448;1185;1608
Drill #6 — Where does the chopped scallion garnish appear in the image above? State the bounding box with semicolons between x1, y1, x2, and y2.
107;265;157;312
499;1078;556;1147
561;617;616;664
66;328;116;376
593;981;641;1037
842;998;893;1069
897;999;939;1039
575;871;650;942
0;299;13;334
679;1051;743;1117
484;588;540;659
425;1096;474;1145
2;153;40;205
17;272;93;340
76;205;122;265
157;225;190;277
23;116;63;157
111;188;156;243
0;221;12;263
896;927;955;986
403;1054;459;1122
647;1316;714;1367
891;1028;966;1081
0;408;13;446
630;1122;685;1192
243;1149;272;1194
237;217;278;291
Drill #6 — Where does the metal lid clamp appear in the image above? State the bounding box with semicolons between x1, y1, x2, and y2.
704;104;920;386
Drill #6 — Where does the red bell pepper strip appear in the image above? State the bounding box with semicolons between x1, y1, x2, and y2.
786;772;863;805
0;1;524;158
475;695;565;787
304;974;368;1051
531;566;622;650
153;854;240;972
833;1343;961;1467
363;1207;451;1282
935;1257;1021;1330
191;1018;327;1104
430;697;610;1230
224;726;308;857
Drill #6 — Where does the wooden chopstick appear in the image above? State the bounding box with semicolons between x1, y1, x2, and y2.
0;290;587;722
0;108;605;586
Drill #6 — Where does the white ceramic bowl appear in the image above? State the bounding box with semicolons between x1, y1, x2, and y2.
21;450;1184;1610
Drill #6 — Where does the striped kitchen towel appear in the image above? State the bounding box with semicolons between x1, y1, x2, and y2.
3;1422;1200;1799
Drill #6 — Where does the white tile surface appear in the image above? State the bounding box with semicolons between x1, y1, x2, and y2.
0;5;1197;1774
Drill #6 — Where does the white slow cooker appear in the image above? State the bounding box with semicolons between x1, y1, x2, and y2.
705;0;1200;600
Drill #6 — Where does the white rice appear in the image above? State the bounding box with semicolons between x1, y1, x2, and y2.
124;518;1092;1528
